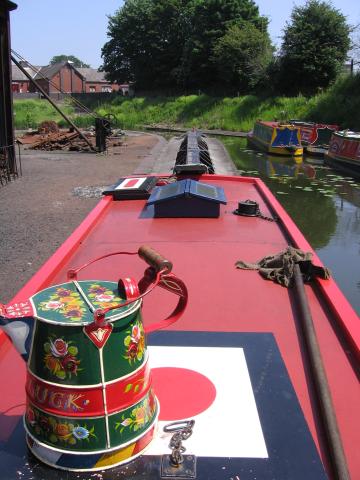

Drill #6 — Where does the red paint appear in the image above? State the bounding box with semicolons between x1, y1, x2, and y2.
132;424;156;454
84;322;113;349
26;360;152;417
0;174;359;478
151;367;216;420
299;126;317;144
1;300;33;318
123;179;140;188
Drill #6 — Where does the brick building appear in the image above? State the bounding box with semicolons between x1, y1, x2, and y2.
11;62;41;93
31;61;85;94
12;61;126;94
77;68;119;93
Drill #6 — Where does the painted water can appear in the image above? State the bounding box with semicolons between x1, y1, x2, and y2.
0;246;187;471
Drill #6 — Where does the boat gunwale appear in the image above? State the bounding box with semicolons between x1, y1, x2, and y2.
1;174;359;361
254;178;360;360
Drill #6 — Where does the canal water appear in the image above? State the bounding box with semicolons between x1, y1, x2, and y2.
221;137;360;316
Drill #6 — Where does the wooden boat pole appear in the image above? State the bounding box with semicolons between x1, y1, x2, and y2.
293;264;350;480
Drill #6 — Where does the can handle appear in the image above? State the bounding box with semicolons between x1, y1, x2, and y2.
138;245;173;273
67;247;187;331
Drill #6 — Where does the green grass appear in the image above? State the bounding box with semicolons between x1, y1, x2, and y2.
92;94;311;131
13;73;360;132
14;99;76;130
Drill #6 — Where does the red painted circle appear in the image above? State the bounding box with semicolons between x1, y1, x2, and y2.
151;367;216;420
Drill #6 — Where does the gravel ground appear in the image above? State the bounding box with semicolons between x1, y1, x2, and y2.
0;132;166;303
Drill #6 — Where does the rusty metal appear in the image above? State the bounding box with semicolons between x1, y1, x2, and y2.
11;55;96;152
0;1;17;176
29;131;80;150
161;420;196;478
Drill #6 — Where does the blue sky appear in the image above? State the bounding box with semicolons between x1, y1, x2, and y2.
10;0;360;68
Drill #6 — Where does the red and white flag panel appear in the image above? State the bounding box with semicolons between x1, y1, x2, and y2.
147;346;268;458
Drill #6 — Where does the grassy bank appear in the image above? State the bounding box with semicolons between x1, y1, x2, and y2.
13;99;75;130
13;73;360;132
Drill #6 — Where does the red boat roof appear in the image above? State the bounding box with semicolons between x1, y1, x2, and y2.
1;174;359;478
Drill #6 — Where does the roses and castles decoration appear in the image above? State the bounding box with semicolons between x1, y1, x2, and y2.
0;246;187;471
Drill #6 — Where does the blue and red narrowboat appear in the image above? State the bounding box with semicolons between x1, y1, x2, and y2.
0;172;359;479
326;130;360;178
290;120;339;157
247;120;303;156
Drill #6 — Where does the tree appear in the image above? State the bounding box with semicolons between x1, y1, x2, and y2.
213;22;273;92
184;0;268;88
50;55;90;68
101;0;270;90
101;0;189;89
349;23;360;67
278;0;350;95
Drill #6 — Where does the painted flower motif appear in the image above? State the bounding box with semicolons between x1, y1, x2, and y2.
27;407;36;426
88;284;124;311
95;293;115;303
38;286;87;321
26;408;96;446
44;336;81;380
56;288;73;297
38;417;51;434
62;355;80;374
45;355;60;372
120;418;132;427
55;423;71;438
123;320;145;364
135;406;146;426
115;392;156;434
126;342;138;360
131;324;141;343
63;304;84;320
88;284;107;295
45;300;64;310
50;338;68;357
72;426;89;440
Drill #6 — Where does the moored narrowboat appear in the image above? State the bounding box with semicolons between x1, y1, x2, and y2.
290;120;339;157
326;130;360;178
247;120;303;156
0;167;359;479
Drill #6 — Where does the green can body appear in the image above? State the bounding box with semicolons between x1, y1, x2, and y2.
22;280;158;456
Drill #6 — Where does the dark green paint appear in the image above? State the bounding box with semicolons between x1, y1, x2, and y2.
103;310;147;382
29;308;144;385
25;404;106;452
32;281;136;325
109;390;158;447
29;321;101;385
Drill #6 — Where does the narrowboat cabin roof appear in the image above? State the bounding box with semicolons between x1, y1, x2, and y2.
290;120;339;130
335;130;360;139
255;120;299;129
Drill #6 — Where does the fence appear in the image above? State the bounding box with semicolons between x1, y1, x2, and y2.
0;144;21;186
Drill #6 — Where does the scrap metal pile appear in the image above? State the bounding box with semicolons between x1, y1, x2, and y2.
17;121;124;152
